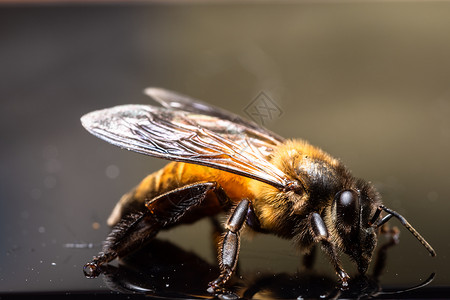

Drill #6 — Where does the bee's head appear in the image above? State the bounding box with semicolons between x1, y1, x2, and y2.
331;180;381;274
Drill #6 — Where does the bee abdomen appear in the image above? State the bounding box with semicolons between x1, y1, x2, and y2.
107;162;185;227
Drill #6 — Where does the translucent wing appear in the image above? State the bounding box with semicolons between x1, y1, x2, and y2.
81;104;290;190
144;87;285;144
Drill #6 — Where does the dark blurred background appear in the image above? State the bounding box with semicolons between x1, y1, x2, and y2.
1;1;449;296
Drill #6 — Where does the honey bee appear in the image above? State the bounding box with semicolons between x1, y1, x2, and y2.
81;88;436;293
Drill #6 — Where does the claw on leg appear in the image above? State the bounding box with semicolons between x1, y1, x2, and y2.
83;261;101;278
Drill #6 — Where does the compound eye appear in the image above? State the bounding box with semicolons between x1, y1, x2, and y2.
335;190;360;226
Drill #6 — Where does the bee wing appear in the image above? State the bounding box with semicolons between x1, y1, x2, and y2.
81;105;289;189
144;87;285;144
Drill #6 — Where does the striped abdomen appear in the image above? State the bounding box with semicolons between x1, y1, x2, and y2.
107;161;256;227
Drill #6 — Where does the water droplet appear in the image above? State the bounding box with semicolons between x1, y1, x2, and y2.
43;145;58;159
45;159;62;173
44;176;57;189
427;191;439;202
105;164;120;179
30;188;42;200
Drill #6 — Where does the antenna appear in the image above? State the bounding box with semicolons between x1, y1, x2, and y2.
369;205;436;257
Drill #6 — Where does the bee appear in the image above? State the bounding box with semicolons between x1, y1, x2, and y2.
81;88;436;293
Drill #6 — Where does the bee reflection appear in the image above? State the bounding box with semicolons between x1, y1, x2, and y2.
95;237;434;299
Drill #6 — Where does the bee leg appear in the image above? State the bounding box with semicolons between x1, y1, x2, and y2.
83;211;158;277
372;229;399;279
210;217;225;261
208;199;250;294
379;223;400;243
370;224;400;279
302;245;317;270
84;181;225;278
309;212;350;287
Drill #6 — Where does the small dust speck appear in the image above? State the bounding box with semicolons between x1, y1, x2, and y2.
38;226;45;234
92;222;100;230
51;262;56;266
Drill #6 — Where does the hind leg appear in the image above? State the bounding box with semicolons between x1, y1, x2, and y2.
84;181;230;277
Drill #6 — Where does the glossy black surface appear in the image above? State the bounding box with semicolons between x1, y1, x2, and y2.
1;2;449;298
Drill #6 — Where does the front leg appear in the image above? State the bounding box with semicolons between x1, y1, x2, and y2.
208;199;250;293
310;212;350;286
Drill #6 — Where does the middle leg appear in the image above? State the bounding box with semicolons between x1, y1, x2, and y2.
208;199;250;293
